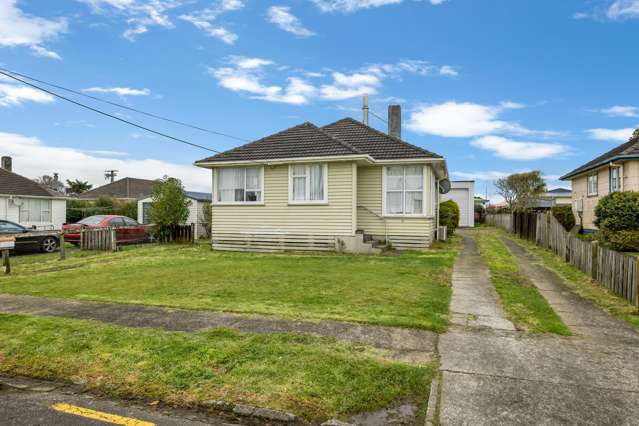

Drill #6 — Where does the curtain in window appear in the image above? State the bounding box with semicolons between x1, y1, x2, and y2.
218;168;242;202
386;166;424;215
292;164;306;201
246;167;262;201
309;164;324;200
19;199;52;222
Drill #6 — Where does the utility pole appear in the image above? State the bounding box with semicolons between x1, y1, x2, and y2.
104;170;118;183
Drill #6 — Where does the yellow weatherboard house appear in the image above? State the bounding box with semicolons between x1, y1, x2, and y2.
196;105;449;253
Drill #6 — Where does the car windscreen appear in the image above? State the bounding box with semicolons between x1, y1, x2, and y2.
78;216;106;225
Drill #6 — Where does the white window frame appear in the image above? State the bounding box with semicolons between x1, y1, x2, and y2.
19;198;52;223
214;166;265;205
610;167;621;193
382;165;428;217
288;163;328;205
587;173;598;197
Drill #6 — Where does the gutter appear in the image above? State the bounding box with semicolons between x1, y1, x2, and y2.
560;154;639;180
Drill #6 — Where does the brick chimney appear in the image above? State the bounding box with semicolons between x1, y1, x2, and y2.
388;105;401;139
1;156;12;172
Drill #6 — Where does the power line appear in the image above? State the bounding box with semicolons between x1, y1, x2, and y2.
370;110;387;124
0;67;250;143
0;69;221;153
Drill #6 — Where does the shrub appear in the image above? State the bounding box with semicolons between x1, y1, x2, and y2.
551;205;575;232
440;200;460;235
148;176;191;241
595;191;639;251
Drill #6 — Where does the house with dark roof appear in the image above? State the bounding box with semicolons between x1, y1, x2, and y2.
195;105;449;252
137;191;212;239
560;129;639;230
78;177;158;201
0;156;67;230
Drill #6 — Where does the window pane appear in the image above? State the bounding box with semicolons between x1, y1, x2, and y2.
218;168;245;202
246;167;261;190
246;191;261;202
405;191;423;214
292;164;306;176
387;192;403;214
293;177;306;200
386;166;404;190
309;164;324;200
405;166;423;190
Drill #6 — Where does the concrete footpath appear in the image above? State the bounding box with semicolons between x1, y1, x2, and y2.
434;231;639;425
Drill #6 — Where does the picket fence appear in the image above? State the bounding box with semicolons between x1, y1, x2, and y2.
487;212;639;306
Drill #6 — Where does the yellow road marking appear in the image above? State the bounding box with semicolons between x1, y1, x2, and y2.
51;403;155;426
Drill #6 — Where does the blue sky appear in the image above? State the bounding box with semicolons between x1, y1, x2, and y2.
1;0;639;196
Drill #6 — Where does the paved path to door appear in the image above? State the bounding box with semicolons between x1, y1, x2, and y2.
434;230;639;425
0;293;437;365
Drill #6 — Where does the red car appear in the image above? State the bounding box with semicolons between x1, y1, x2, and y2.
62;215;147;245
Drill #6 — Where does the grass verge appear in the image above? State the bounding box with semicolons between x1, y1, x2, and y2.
513;237;639;330
0;313;435;422
0;240;459;331
472;229;571;335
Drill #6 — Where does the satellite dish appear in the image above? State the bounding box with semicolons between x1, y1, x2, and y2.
439;179;451;194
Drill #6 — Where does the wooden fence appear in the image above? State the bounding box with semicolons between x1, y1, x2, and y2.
156;224;196;244
487;212;639;306
79;228;117;251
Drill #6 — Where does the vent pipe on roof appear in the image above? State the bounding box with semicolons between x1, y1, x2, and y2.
1;156;11;172
388;105;401;139
362;94;369;126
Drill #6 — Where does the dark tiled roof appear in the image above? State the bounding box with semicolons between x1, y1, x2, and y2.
546;188;571;194
195;118;442;164
196;122;360;163
321;118;442;160
0;168;62;197
79;177;157;200
561;132;639;180
185;191;212;202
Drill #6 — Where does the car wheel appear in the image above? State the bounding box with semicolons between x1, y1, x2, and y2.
41;237;58;253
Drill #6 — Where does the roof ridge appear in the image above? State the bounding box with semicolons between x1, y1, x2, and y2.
323;117;442;158
313;125;363;155
561;133;639;179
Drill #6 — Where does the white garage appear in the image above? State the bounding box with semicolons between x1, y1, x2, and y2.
441;181;475;228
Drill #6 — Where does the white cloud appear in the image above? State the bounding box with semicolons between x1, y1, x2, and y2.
407;101;557;138
452;170;510;181
83;87;151;96
438;65;458;77
179;0;244;44
430;0;448;4
268;6;315;37
598;105;639;117
0;83;55;107
470;135;568;161
312;0;402;13
29;45;62;60
320;72;381;100
80;0;183;41
209;58;316;105
0;0;67;58
0;132;210;191
586;127;636;141
607;0;639;20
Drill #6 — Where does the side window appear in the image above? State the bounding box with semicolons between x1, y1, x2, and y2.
0;221;24;233
109;218;126;227
123;217;139;226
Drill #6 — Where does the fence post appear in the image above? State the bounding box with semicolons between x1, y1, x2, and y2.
191;223;196;244
1;250;10;274
590;240;598;279
110;228;117;252
635;256;639;308
59;233;66;260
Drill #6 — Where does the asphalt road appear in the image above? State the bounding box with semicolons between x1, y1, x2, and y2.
0;386;240;426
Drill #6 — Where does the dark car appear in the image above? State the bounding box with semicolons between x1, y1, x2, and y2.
62;215;147;245
0;220;60;253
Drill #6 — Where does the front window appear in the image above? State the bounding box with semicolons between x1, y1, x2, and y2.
610;167;621;192
587;174;598;196
18;198;52;223
217;167;263;203
289;163;327;203
385;165;424;215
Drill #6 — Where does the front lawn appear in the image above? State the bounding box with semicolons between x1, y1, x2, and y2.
473;229;570;335
0;313;434;422
0;241;458;331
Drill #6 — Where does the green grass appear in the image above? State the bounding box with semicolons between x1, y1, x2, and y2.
0;241;459;331
513;237;639;330
0;313;434;422
472;229;571;335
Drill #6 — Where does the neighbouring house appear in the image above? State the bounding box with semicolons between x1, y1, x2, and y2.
78;177;157;201
0;156;67;230
137;191;212;238
541;188;572;205
560;129;639;230
441;181;475;227
195;105;449;253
